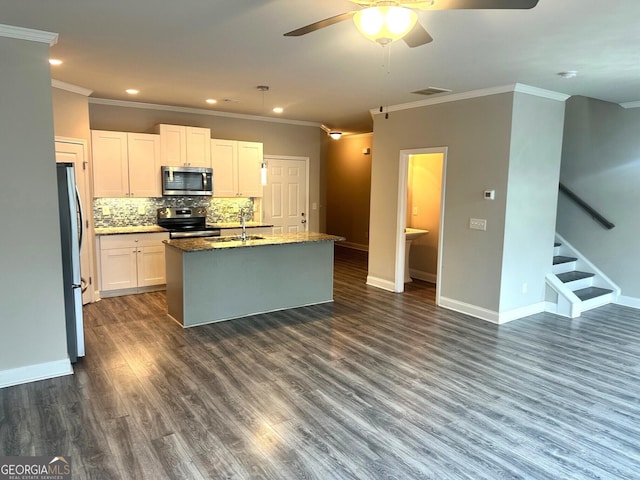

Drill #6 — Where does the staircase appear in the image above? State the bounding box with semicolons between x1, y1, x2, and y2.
545;234;619;318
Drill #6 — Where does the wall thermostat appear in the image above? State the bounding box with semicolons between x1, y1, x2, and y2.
484;190;495;200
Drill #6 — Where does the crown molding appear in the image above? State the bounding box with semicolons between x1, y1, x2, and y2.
0;24;58;46
51;79;93;96
370;83;570;117
512;84;571;101
620;101;640;109
89;97;322;128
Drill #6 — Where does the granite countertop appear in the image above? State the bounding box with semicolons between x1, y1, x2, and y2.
95;225;168;235
164;232;345;252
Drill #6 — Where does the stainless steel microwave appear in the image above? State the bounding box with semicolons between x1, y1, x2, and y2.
161;166;213;196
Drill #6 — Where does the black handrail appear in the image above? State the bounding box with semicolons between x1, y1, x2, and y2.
559;183;615;230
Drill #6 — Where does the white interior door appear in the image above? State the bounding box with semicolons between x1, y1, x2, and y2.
263;156;308;234
55;139;94;304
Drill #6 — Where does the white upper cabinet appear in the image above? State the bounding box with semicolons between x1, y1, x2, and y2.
92;130;160;198
92;130;129;197
237;141;263;197
156;124;211;168
211;139;263;197
127;133;161;197
211;139;237;197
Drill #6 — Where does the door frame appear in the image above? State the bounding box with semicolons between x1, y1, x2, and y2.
263;155;310;232
396;147;448;303
55;136;97;304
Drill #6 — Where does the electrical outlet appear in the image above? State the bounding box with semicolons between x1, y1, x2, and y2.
138;205;146;215
412;207;419;216
469;218;487;230
101;206;111;216
312;202;317;210
522;283;528;294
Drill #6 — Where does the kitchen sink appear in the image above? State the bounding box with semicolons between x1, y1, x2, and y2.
206;235;265;243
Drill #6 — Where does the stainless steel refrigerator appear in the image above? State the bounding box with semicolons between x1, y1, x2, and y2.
56;162;85;363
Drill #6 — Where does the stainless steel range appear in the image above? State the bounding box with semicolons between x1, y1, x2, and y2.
157;207;221;239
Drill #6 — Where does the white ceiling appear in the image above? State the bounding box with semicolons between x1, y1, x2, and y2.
2;0;640;133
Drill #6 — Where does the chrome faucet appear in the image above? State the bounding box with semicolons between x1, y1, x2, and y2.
240;208;248;241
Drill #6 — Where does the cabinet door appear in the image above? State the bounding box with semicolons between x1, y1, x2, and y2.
127;133;161;197
100;247;137;291
158;124;186;167
185;127;211;167
92;130;129;197
211;139;238;197
237;141;263;197
137;245;166;287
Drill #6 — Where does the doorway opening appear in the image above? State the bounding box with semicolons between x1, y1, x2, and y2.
396;147;447;304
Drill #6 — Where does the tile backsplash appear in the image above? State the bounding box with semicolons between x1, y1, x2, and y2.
93;197;255;228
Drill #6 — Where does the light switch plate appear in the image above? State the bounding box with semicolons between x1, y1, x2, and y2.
101;206;111;216
470;218;487;230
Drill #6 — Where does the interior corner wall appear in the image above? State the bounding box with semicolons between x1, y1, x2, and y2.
558;96;640;298
499;92;565;312
88;103;325;232
0;37;69;375
326;133;372;248
369;93;513;311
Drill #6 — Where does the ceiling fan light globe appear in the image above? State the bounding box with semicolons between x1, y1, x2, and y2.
353;6;417;45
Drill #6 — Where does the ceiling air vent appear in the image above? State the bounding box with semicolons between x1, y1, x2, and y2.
412;87;452;96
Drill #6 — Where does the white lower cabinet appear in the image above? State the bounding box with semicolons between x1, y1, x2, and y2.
98;232;168;296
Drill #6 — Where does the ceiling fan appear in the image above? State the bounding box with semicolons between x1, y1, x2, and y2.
285;0;539;48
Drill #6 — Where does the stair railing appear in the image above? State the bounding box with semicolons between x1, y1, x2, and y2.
559;183;615;230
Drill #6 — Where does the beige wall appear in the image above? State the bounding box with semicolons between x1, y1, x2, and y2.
0;36;69;377
88;103;326;232
326;133;372;248
369;93;513;308
407;153;442;278
368;89;565;319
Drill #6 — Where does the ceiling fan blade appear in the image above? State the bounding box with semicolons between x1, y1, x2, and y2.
284;12;356;37
409;0;538;9
403;22;433;48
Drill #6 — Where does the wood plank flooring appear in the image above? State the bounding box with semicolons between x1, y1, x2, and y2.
2;247;640;479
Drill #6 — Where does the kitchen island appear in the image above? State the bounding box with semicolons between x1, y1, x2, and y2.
164;232;344;327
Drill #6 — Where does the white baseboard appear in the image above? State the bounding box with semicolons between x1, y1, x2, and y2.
615;295;640;309
409;268;437;284
366;275;397;292
336;241;369;252
439;297;545;324
498;302;546;323
0;358;73;389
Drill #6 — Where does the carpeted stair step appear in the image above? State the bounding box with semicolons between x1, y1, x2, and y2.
574;286;613;301
557;271;594;283
553;255;577;265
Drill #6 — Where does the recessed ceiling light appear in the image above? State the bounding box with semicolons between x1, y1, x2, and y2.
125;89;139;95
49;58;62;66
558;71;578;79
206;98;217;104
272;107;283;114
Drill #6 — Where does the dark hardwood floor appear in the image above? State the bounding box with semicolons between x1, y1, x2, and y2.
2;247;640;479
